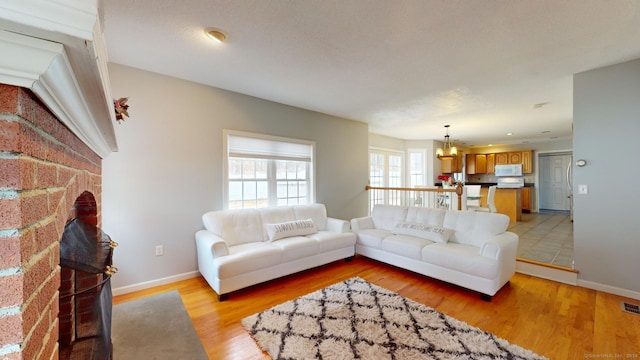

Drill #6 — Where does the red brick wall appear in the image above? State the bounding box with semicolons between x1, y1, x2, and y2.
0;84;102;360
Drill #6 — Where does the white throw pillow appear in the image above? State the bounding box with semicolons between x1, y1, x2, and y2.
393;221;454;243
264;218;318;241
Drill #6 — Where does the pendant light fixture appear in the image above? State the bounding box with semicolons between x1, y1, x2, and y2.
436;125;458;160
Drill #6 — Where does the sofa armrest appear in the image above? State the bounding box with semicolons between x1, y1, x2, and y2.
195;230;229;257
350;216;374;232
326;217;350;232
480;231;518;260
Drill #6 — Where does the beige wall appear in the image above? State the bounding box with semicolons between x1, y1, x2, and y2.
103;64;369;291
573;58;640;296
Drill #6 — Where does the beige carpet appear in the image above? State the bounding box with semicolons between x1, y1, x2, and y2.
242;277;547;360
112;290;208;360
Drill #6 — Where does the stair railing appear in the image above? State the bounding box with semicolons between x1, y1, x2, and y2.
364;183;464;215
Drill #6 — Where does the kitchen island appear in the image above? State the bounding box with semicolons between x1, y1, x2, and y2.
479;186;522;223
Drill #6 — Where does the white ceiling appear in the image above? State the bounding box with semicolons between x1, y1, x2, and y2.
101;0;640;147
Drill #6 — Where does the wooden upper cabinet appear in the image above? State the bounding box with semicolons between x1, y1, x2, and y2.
486;153;495;174
508;152;522;164
521;150;532;173
495;152;508;165
475;154;487;174
441;157;454;173
441;151;464;173
466;154;488;175
466;154;476;174
484;150;531;173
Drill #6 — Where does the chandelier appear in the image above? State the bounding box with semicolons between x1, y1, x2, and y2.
436;125;458;160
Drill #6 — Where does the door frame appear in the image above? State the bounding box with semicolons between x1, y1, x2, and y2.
534;148;572;212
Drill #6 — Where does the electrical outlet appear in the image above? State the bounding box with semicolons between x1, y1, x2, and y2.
155;245;164;256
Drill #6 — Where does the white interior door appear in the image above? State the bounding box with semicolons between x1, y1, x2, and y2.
539;153;572;211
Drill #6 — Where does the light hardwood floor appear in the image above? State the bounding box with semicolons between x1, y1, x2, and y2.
113;256;640;360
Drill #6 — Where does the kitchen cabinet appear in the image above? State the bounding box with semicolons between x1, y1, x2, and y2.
522;186;531;212
466;154;475;174
508;152;522;164
486;153;495;174
495;152;508;165
521;150;532;173
441;150;464;173
479;186;522;222
475;154;487;173
493;150;532;173
466;154;487;174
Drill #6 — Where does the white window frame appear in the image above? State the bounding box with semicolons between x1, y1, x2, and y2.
223;130;316;209
369;147;405;187
407;148;427;187
368;147;404;208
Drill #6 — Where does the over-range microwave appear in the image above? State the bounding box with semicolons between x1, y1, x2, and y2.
494;164;523;177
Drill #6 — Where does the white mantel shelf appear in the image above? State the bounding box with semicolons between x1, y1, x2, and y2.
0;0;118;158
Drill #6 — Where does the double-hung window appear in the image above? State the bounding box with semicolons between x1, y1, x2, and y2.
368;148;404;208
408;149;426;187
225;130;315;209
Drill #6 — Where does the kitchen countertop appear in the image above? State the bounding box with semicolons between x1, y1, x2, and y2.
463;182;534;187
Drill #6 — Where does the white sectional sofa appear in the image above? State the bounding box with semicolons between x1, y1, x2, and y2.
195;204;356;300
351;205;518;300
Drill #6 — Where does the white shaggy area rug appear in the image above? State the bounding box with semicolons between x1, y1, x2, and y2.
242;277;547;360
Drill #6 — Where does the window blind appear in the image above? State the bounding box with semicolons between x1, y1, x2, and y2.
227;134;313;162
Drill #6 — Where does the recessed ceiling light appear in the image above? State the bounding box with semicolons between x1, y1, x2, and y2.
205;28;227;43
506;132;513;136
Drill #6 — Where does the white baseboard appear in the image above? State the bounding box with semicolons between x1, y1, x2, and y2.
516;260;640;300
516;261;578;286
578;279;640;301
111;271;201;296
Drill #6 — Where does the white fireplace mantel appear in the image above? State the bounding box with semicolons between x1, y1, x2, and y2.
0;0;118;158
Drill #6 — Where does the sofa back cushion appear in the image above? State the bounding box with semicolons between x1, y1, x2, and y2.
371;205;408;231
405;207;446;227
259;207;297;241
443;211;510;247
293;204;328;231
202;209;264;246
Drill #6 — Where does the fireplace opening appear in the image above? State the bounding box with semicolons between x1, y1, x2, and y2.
58;192;117;359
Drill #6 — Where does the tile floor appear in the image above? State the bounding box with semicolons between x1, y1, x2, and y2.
508;211;574;268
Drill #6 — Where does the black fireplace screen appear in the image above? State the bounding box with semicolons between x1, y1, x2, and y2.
60;218;117;360
60;218;115;273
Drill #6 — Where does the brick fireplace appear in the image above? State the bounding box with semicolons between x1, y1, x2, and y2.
0;84;103;359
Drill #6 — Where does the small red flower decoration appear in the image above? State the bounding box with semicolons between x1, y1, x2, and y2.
114;97;130;122
437;175;454;186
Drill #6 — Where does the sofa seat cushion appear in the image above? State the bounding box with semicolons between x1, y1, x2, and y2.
216;243;282;279
381;235;434;260
270;236;319;261
421;243;498;279
355;228;393;249
306;231;356;253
